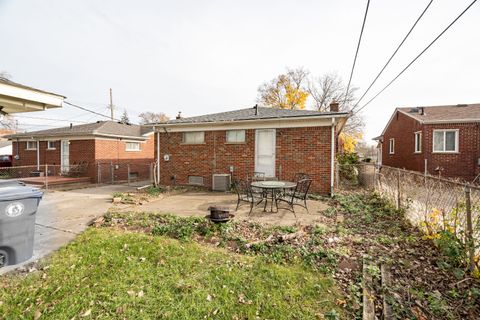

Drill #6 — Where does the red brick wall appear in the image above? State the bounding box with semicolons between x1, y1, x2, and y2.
423;123;479;181
156;127;333;194
381;110;480;182
95;135;155;183
276;127;332;194
382;111;425;173
12;135;155;182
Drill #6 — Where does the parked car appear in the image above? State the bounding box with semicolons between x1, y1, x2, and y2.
0;155;12;167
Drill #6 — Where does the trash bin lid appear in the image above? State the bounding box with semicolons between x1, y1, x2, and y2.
0;181;43;201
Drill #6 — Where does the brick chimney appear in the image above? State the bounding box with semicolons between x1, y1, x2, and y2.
329;101;339;112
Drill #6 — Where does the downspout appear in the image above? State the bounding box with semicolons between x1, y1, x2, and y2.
330;118;336;196
36;140;40;171
156;131;160;185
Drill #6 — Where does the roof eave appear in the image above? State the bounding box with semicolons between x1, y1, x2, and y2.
155;113;349;127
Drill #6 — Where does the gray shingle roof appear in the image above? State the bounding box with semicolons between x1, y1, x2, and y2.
6;121;153;140
167;106;347;124
398;103;480;123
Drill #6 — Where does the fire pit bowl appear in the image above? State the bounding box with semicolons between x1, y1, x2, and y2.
206;206;233;223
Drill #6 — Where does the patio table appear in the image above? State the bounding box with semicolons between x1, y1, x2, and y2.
251;180;296;213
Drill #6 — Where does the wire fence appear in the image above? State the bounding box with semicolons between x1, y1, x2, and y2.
97;162;154;185
337;163;480;271
0;162;154;190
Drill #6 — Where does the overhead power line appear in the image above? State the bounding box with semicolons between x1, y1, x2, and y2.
353;0;478;116
351;0;434;112
64;101;120;121
13;115;90;124
343;0;371;107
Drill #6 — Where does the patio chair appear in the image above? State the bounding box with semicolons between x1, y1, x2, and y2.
253;172;266;181
293;172;309;182
276;178;312;216
233;179;263;215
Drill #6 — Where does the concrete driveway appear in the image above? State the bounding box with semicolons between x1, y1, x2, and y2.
1;184;138;275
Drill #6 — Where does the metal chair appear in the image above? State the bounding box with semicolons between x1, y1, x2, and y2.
276;178;312;216
293;172;309;182
251;171;265;181
233;179;263;215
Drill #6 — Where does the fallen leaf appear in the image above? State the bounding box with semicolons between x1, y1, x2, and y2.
127;290;135;297
80;309;91;317
138;290;144;298
206;294;213;301
34;310;42;320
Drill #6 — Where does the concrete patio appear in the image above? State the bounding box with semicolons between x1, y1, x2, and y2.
116;191;332;226
0;183;141;275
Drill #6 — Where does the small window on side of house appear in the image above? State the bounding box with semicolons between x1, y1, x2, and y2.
226;130;245;143
389;138;395;154
47;141;56;150
183;132;205;144
26;141;37;150
414;132;422;153
125;142;141;151
433;129;458;153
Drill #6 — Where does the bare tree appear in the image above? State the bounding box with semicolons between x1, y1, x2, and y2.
0;115;18;131
138;112;169;124
307;72;364;135
257;68;310;110
0;71;12;80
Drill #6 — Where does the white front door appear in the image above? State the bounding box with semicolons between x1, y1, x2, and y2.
61;140;70;173
255;129;276;177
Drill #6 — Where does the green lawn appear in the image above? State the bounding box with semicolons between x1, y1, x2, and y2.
0;228;341;319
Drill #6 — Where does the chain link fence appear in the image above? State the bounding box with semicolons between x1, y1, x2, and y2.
0;164;92;190
337;162;480;271
96;162;154;185
1;162;154;189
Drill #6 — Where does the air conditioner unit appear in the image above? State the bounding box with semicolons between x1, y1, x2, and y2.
212;174;231;192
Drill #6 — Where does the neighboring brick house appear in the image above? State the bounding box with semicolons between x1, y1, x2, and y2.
6;121;155;183
375;104;480;182
152;105;348;194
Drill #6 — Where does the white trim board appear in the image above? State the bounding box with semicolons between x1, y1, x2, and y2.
155;116;347;133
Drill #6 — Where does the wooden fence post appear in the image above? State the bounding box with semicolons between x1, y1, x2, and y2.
464;186;476;272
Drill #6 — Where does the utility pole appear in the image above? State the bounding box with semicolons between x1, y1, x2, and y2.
108;88;114;120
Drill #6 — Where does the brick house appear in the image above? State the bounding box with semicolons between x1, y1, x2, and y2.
375;104;480;182
152;105;348;194
6;121;155;183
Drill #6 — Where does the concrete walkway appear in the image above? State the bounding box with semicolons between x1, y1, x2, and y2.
1;184;139;275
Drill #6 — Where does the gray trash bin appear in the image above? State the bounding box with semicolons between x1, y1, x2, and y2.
0;181;43;267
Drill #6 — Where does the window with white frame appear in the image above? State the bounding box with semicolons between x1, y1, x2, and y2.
433;129;458;153
47;141;56;150
26;141;37;150
125;141;141;151
389;138;395;154
414;132;422;153
226;130;245;143
183;131;205;144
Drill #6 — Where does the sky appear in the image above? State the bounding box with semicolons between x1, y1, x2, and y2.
0;0;479;144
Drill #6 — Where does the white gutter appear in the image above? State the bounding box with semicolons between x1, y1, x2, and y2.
156;132;160;185
153;113;349;130
330;118;336;196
